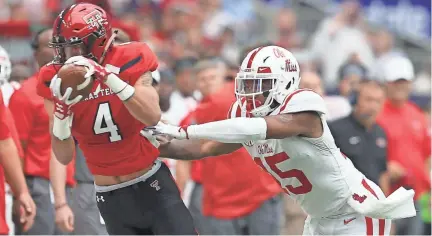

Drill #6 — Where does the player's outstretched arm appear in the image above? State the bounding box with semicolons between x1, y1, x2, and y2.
155;111;322;143
159;138;242;160
262;112;323;139
44;99;75;165
121;72;161;126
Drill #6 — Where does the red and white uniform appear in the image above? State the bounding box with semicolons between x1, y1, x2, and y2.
37;42;160;176
229;89;391;235
0;92;24;235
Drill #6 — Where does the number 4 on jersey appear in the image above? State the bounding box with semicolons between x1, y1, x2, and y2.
93;103;122;142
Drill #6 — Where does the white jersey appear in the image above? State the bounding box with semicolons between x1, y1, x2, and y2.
229;89;365;218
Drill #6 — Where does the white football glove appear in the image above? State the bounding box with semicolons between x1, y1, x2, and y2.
50;74;83;107
140;129;160;148
49;74;80;140
145;122;189;140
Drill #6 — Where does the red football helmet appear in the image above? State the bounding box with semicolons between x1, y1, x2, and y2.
49;3;115;64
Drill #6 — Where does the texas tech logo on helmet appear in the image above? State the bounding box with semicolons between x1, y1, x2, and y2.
83;10;108;36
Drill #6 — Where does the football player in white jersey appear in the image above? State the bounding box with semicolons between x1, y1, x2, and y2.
147;46;416;235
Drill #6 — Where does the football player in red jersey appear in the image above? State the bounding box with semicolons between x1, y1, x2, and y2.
37;3;197;235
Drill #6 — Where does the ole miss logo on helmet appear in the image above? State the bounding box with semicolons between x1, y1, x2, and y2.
285;59;297;72
83;10;108;35
352;193;367;203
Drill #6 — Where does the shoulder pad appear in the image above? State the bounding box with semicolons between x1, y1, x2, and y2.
114;42;158;85
278;89;327;115
36;63;60;100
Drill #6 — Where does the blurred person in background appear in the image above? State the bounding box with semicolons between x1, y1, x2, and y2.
175;110;204;233
412;60;431;96
0;44;23;235
376;56;430;235
8;28;76;235
330;81;390;194
419;102;431;235
151;68;178;176
299;71;351;121
0;45;20;107
369;29;406;85
0;91;36;234
163;57;200;125
337;59;368;98
310;0;374;87
113;27;130;44
274;8;301;50
0;45;36;235
157;69;176;114
179;58;283;235
9;64;32;84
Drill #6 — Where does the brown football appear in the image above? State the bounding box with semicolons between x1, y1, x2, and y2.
57;63;94;100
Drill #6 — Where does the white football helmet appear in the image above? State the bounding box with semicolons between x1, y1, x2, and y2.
0;46;11;85
235;46;301;117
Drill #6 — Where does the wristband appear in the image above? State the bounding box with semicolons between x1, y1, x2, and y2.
53;116;71;140
105;74;135;101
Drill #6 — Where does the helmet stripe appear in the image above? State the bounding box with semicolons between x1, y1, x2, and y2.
246;46;265;68
55;4;75;37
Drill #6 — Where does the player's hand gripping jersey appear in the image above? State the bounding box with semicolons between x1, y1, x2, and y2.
37;42;160;176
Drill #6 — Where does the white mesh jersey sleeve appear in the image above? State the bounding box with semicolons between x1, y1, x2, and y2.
277;89;327;115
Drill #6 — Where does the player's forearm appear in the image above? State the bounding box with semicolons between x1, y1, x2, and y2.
124;87;161;126
50;152;68;205
0;138;29;196
160;139;206;160
51;136;75;165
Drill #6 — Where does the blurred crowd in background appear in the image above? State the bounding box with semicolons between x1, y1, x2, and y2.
0;0;430;235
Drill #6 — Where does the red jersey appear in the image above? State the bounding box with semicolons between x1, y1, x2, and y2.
37;42;160;176
0;92;25;234
0;93;10;140
196;82;282;219
377;100;431;199
10;75;75;186
0;93;8;234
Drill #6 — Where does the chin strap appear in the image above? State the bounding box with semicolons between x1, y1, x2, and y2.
98;31;118;65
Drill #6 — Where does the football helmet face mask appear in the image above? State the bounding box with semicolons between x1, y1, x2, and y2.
49;3;115;64
235;46;301;117
0;46;11;85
